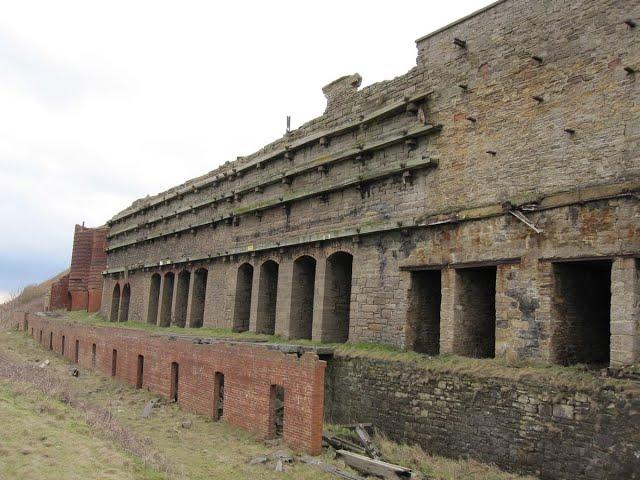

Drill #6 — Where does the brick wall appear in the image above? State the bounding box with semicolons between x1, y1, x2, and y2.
324;355;640;480
47;274;70;311
60;225;108;312
18;314;326;455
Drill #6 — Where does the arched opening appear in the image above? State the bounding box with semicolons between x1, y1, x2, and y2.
74;339;79;363
23;319;28;332
256;260;279;335
159;272;175;327
322;252;353;343
290;255;316;339
39;330;42;343
61;335;66;356
233;263;254;332
66;292;72;311
170;362;179;402
92;343;97;366
213;372;224;420
136;355;144;389
49;332;53;350
174;270;191;327
119;283;131;322
189;268;208;328
147;274;161;324
110;284;121;322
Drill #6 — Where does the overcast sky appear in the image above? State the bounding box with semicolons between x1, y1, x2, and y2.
0;0;494;302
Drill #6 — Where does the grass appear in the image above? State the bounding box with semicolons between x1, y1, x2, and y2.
0;328;540;480
0;380;162;480
64;311;638;394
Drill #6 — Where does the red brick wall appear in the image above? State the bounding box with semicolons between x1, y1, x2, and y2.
88;227;109;312
18;314;325;455
65;224;108;312
47;274;70;311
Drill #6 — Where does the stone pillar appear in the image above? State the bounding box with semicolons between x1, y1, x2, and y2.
610;258;639;366
248;265;262;332
275;260;294;338
311;255;327;342
494;263;521;361
439;267;456;354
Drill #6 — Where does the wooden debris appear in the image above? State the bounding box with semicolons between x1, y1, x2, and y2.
323;432;366;455
336;450;412;479
355;423;382;460
300;455;366;480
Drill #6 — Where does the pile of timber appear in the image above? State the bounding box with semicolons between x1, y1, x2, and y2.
319;424;413;479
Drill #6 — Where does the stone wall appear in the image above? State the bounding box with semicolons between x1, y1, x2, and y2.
18;314;326;455
324;354;640;480
99;0;639;366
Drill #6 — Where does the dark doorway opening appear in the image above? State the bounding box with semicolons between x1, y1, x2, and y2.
271;385;285;438
256;261;279;334
322;252;353;343
119;283;131;322
136;355;144;389
454;266;497;358
61;335;66;356
92;343;97;366
407;270;442;355
147;273;161;324
551;260;612;366
111;349;117;377
39;330;42;344
189;268;208;328
49;332;53;350
174;271;191;327
290;256;316;339
159;273;175;327
233;263;254;332
170;362;179;402
214;372;224;420
74;340;79;363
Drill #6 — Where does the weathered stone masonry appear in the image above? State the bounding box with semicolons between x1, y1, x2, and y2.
100;0;640;368
18;313;325;455
324;355;640;480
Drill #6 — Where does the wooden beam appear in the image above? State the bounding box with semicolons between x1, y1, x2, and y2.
336;450;412;479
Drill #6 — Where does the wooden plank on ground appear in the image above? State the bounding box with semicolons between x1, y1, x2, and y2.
300;455;366;480
355;423;382;459
336;450;412;479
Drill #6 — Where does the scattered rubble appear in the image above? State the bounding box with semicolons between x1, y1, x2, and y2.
141;397;161;419
38;359;49;368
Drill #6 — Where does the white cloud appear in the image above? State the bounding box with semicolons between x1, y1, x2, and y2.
0;0;495;292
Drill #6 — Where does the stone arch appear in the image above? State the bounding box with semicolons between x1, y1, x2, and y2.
321;251;353;343
233;263;254;332
189;268;208;328
256;260;279;334
147;273;161;324
174;270;191;327
110;284;121;322
290;255;317;339
119;283;131;322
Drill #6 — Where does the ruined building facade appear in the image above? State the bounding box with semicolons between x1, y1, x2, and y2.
48;224;108;312
101;0;639;368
